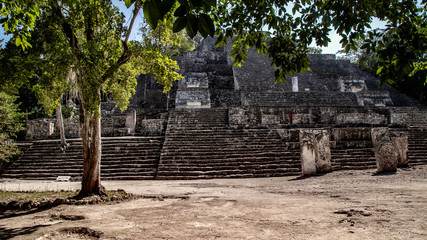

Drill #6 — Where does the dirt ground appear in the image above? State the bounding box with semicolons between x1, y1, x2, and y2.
1;166;427;240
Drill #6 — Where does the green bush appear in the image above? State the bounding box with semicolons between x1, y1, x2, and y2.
0;92;25;162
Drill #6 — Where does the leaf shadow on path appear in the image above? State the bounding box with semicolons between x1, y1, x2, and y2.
0;224;53;240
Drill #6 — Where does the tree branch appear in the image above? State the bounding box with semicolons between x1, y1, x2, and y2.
101;2;142;84
101;41;132;83
51;0;80;51
124;2;142;44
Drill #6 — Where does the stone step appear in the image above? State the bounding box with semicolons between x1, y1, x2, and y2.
1;172;82;180
102;168;157;174
161;150;299;158
165;131;282;136
158;166;301;174
4;168;83;174
101;176;156;180
332;165;376;171
158;161;300;169
160;152;299;160
159;158;299;164
2;136;164;180
156;169;301;180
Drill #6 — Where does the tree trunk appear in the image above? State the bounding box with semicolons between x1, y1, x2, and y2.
78;98;105;197
56;98;67;148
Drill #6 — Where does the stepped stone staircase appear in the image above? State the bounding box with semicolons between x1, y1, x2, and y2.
331;141;376;171
156;109;301;179
243;92;358;107
2;117;426;180
407;128;427;166
2;137;164;180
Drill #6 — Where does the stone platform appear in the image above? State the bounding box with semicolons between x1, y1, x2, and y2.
2;36;427;180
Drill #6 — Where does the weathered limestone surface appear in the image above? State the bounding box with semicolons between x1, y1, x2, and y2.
392;131;409;167
26;119;55;140
335;112;387;125
26;119;79;140
371;128;399;172
339;78;367;93
292;77;299;92
300;134;316;175
299;129;332;175
141;119;165;136
125;109;137;134
315;130;332;173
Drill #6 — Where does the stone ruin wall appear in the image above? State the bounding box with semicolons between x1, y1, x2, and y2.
228;106;427;129
25;108;168;140
24;37;427;140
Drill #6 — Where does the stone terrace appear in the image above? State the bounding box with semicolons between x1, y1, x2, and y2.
2;36;427;180
156;109;301;179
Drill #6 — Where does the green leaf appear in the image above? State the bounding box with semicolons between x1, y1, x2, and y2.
186;14;198;38
124;0;133;8
143;0;162;29
361;43;370;49
174;5;187;17
161;0;176;15
345;44;350;53
376;66;384;75
15;37;21;47
198;14;215;37
173;16;187;33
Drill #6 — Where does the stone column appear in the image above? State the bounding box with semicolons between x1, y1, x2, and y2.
315;129;332;173
371;128;398;172
299;129;332;176
292;76;299;92
125;108;137;134
392;131;409;167
300;130;317;175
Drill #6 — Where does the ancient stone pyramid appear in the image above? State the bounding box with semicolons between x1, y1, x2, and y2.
2;37;427;180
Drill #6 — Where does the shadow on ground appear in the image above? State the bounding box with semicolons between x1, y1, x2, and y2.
0;224;52;240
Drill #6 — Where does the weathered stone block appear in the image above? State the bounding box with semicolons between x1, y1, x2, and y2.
277;129;299;142
371;128;398;172
63;119;79;138
125;109;136;134
114;128;131;136
228;108;249;127
391;131;409;167
299;129;332;176
292;114;311;125
338;78;367;93
141;119;165;135
315;130;332;173
335;113;387;125
390;113;408;126
26;119;55;140
261;114;280;126
292;76;299;92
300;129;316;175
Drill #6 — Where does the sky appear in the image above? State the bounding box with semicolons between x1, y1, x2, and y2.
0;1;386;54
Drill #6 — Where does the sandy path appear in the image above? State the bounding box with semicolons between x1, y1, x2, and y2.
1;166;426;239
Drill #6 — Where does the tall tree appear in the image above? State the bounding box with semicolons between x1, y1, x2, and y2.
0;0;193;196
